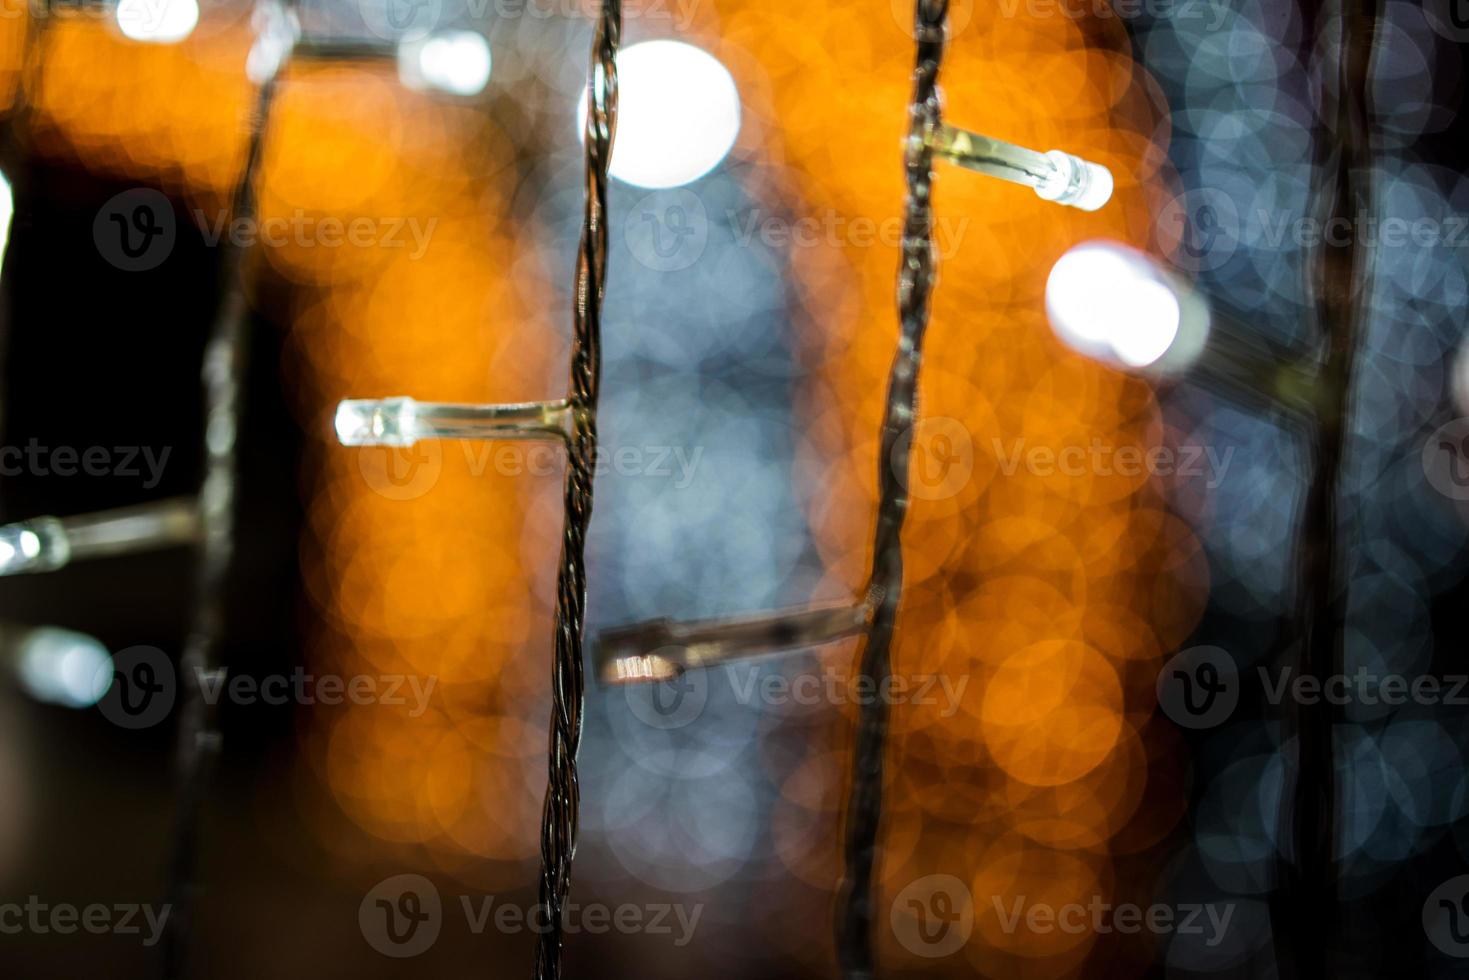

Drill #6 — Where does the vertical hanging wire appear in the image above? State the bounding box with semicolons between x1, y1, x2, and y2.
834;0;946;976
161;27;290;978
1271;1;1377;977
533;1;618;977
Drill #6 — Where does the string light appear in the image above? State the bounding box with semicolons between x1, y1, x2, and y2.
9;626;113;709
1045;239;1318;418
597;601;870;683
399;30;492;97
927;125;1113;211
0;498;199;577
334;396;569;447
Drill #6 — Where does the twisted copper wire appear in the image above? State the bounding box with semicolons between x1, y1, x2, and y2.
162;47;286;980
533;3;618;977
834;1;946;976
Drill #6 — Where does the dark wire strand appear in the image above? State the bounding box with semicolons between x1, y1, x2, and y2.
1271;1;1377;978
161;39;289;980
834;1;946;976
533;2;618;977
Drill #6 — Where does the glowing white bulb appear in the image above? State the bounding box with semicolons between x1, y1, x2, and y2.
0;172;12;271
115;0;199;43
15;628;113;709
1035;150;1114;212
578;40;741;189
0;519;68;576
1045;240;1207;373
399;31;491;96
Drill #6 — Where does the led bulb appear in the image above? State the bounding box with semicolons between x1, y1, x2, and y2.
1045;240;1208;373
0;518;69;576
1036;150;1114;212
115;0;199;43
335;397;419;447
14;628;112;708
399;31;491;96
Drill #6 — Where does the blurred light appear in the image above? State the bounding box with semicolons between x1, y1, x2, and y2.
1046;240;1209;372
578;40;740;189
14;628;112;709
115;0;199;43
399;31;492;97
0;519;67;576
0;171;12;270
1035;150;1114;211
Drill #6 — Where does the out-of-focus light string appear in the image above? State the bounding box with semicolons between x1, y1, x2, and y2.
161;3;295;974
1271;1;1379;977
0;498;199;575
1044;240;1321;421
